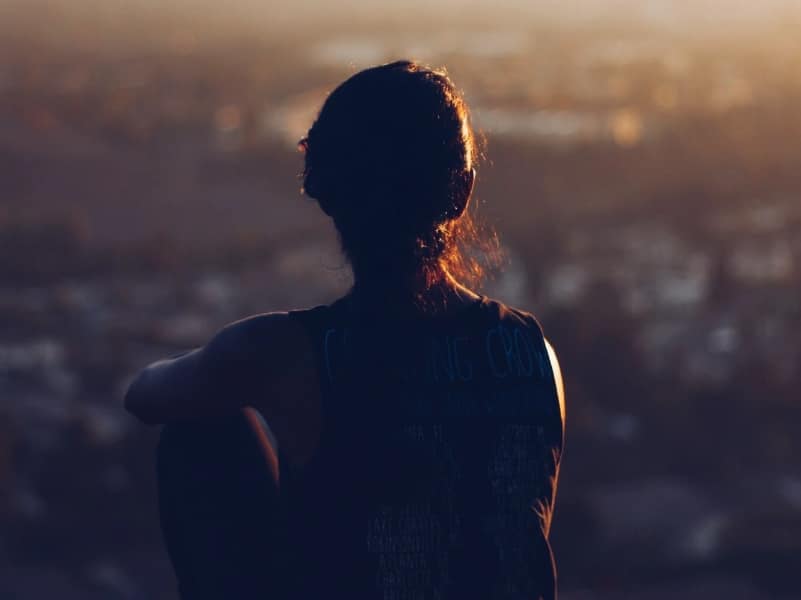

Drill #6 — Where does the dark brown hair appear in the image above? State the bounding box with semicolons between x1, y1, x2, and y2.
300;60;498;291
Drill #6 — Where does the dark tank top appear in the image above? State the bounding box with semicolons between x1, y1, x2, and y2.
281;295;563;600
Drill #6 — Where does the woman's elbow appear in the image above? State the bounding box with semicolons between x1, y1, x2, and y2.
124;370;160;425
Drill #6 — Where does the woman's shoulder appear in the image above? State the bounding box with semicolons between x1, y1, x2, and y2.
215;299;340;338
206;309;321;369
210;311;292;350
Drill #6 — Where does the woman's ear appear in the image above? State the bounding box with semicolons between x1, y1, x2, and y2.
448;168;475;220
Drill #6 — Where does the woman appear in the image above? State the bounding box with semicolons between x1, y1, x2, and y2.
125;60;565;600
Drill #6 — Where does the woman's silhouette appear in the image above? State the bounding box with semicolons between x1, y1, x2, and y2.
125;61;565;600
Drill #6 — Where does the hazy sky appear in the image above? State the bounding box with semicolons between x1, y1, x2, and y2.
5;0;801;33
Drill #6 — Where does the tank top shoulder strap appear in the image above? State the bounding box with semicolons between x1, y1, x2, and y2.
286;297;356;338
285;300;353;432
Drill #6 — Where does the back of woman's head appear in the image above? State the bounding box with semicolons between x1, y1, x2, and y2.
300;60;494;290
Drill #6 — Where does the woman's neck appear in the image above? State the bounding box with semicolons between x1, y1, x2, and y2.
349;269;480;313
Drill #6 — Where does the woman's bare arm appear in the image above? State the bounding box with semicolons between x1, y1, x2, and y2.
124;311;322;465
544;338;566;437
124;313;294;424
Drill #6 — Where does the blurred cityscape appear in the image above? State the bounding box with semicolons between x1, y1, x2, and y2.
1;2;801;598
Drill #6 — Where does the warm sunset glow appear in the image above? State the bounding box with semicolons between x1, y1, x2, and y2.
611;109;644;147
2;1;800;598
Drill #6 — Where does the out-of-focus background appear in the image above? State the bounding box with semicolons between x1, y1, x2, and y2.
2;0;800;598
